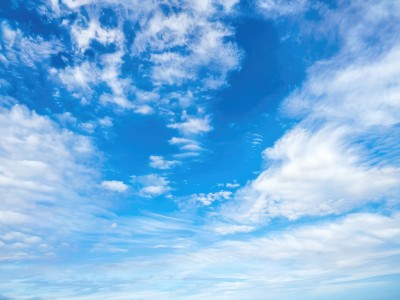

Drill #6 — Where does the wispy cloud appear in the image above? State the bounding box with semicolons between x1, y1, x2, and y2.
0;104;104;260
221;0;400;225
2;211;400;299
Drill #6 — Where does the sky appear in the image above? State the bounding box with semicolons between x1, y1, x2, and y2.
0;0;400;299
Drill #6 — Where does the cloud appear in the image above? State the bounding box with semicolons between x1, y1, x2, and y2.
69;15;124;51
0;21;62;68
0;104;105;260
133;2;242;88
131;174;171;198
284;45;400;128
168;115;213;136
220;0;400;225
190;190;233;206
101;180;128;192
149;155;179;170
57;61;99;99
51;0;241;113
3;211;400;299
224;125;399;223
257;0;309;18
169;137;204;152
4;0;243;167
213;224;255;235
134;104;154;115
220;181;240;189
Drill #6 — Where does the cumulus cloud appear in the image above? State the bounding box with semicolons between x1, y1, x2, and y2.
0;21;62;68
131;174;171;198
149;155;179;170
168;115;213;136
221;0;400;225
133;2;242;88
48;0;241;117
191;190;233;206
225;125;399;223
284;45;400;128
0;104;103;260
57;61;99;99
101;180;128;192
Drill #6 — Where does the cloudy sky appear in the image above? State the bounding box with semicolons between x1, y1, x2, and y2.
1;0;400;299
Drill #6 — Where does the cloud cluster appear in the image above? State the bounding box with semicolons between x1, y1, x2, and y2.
35;0;242;162
0;104;103;260
191;190;233;206
3;211;400;299
222;0;400;225
49;0;241;112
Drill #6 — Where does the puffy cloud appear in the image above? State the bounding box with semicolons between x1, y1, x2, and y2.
101;180;128;192
131;174;171;198
225;125;399;223
168;115;212;136
190;190;233;206
284;45;400;128
49;0;241;115
0;104;103;260
70;16;124;51
57;61;99;99
0;21;62;68
3;0;243;167
149;155;179;170
222;0;400;225
131;1;242;88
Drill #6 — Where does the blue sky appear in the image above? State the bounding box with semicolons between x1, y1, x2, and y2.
1;0;400;299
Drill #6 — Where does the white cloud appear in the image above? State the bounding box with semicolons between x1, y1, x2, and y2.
214;224;255;235
98;116;113;127
284;45;400;128
222;0;400;225
224;125;400;223
225;181;240;189
190;190;233;206
168;136;205;159
131;174;171;198
133;12;195;53
133;4;242;89
134;104;154;115
0;21;62;68
70;18;124;51
168;115;212;136
169;137;202;149
149;155;178;170
0;104;103;260
57;61;99;100
257;0;309;18
4;211;400;299
101;180;128;192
